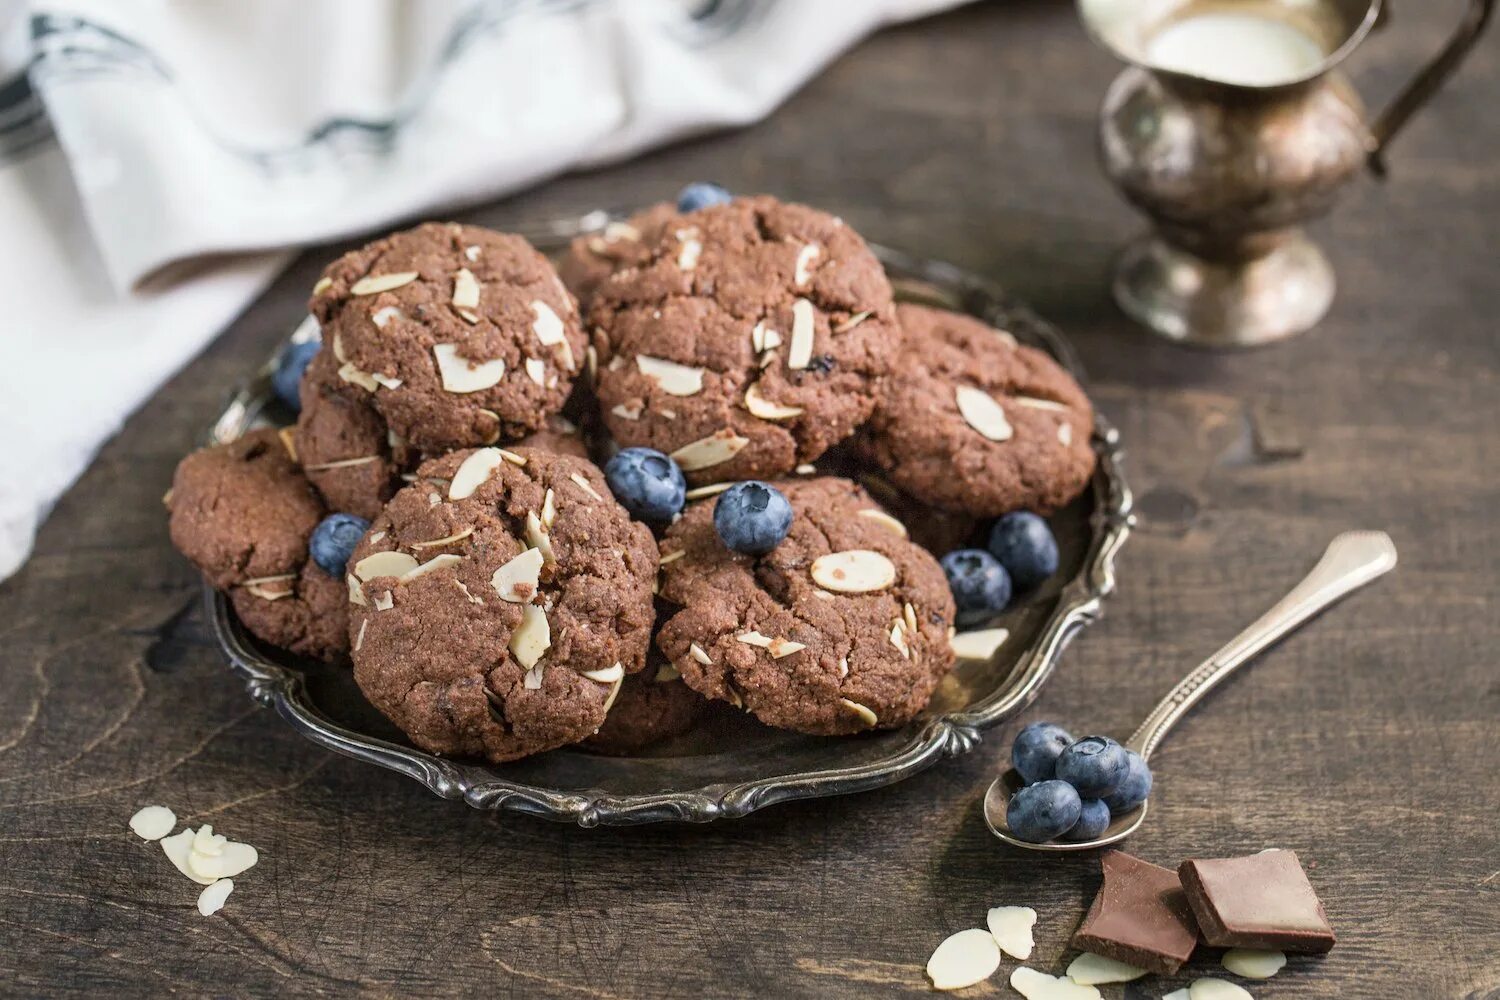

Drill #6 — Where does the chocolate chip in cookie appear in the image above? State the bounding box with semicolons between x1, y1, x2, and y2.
310;222;587;454
656;476;955;735
167;429;349;661
588;196;900;484
348;447;658;763
858;304;1096;516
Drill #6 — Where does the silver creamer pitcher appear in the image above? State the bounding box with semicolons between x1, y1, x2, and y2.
1082;0;1493;347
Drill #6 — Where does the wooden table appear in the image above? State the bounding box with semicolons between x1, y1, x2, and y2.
3;3;1496;996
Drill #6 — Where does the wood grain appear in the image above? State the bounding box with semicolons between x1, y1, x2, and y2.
2;3;1497;997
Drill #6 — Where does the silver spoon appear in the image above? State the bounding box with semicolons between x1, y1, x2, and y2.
983;530;1398;851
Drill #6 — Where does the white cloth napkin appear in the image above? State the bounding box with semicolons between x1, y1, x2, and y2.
0;0;965;580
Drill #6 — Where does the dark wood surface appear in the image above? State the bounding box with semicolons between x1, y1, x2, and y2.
3;3;1496;997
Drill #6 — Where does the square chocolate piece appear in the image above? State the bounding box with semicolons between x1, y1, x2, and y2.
1178;849;1336;953
1071;850;1201;975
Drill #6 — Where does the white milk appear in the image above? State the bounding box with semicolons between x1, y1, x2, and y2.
1146;11;1327;86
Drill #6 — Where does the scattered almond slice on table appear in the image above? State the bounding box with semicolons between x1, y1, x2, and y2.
986;905;1037;960
197;879;234;917
951;628;1009;661
1188;979;1253;1000
1064;952;1147;985
1163;990;1192;1000
1221;948;1286;979
128;806;175;841
1010;966;1101;1000
926;928;1001;991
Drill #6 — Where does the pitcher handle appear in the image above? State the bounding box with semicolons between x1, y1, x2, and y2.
1367;0;1495;176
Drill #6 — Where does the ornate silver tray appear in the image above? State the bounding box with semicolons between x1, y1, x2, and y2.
206;212;1133;826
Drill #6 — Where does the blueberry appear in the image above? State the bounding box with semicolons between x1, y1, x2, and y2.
272;339;320;412
309;513;370;576
1055;735;1129;797
604;448;687;522
988;511;1059;591
1062;798;1112;842
939;549;1012;624
1011;721;1075;784
1101;749;1153;814
676;182;732;213
713;481;793;555
1006;780;1082;844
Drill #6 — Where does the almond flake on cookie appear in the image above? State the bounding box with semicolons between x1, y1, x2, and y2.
671;430;751;472
794;243;820;287
350;272;418;296
491;548;544;603
409;527;476;550
581;663;624;683
956;385;1014;441
810;550;897;593
568;472;604;501
354;551;420;580
509;604;551;668
401;554;463;581
433;343;505;393
744;384;803;420
839;699;878;727
636;355;705;396
787;298;816;370
448;448;507;499
854;508;907;538
451;268;481;309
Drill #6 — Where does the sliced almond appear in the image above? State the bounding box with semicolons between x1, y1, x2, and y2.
601;673;624;713
903;602;918;634
676;228;702;270
689;643;713;665
197;879;234;917
569;472;603;501
768;638;806;658
1014;395;1070;413
351;272;419;296
409;527;475;550
581;663;624;683
371;305;404;329
671;430;751;472
1065;952;1148;985
451;268;480;309
354;551;419;581
951;628;1010;661
1187;980;1251;1000
338;362;379;392
541;488;557;528
509;604;551;669
331;331;350;363
499;449;526;466
524;357;546;386
655;662;681;683
795;464;817;475
129;806;176;841
1220;949;1286;980
304;455;379;472
956;386;1013;441
1010;967;1101;1000
813;589;835;601
604;221;640;243
611;403;642;421
787;298;816;370
855;508;908;538
531;300;566;346
353;618;368;652
242;581;293;601
449;448;507;500
401;553;462;581
810;550;897;594
522;664;545;690
465;244;482;262
794;243;820;287
160;829;217;886
840;698;879;727
735;631;773;649
525;511;556;565
373;591;394;611
659;549;686;566
347;574;367;606
890;620;911;658
369;531;386;544
635;354;705;396
1058;422;1074;446
433;343;505;393
312;276;332;295
986;905;1037;960
834;310;871;333
684;481;733;501
744;384;803;421
455;308;480;325
750;322;783;353
277;427;298;462
491;548;544;603
607;353;627;373
586;345;598;382
370;373;402;390
455;579;484;605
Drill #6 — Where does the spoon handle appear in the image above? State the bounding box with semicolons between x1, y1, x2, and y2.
1126;531;1398;760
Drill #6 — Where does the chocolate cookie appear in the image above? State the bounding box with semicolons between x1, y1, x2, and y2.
348;447;658;763
859;304;1096;516
558;202;681;311
656;477;954;735
588;196;900;484
296;342;587;519
167;429;349;661
310;222;587;454
583;657;708;756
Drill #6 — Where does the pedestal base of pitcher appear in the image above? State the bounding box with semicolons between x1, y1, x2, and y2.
1112;233;1335;349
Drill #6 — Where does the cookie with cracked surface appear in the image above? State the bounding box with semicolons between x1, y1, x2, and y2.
310;222;587;454
167;429;349;661
656;477;954;735
558;202;681;311
582;656;708;756
588;196;900;484
858;304;1096;516
348;446;659;763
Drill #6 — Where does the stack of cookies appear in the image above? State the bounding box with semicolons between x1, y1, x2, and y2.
167;186;1098;765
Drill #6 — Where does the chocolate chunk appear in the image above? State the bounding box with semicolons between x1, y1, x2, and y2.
1179;850;1335;953
1071;850;1201;975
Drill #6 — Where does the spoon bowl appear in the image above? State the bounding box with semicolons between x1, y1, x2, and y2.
981;530;1396;851
982;768;1147;851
